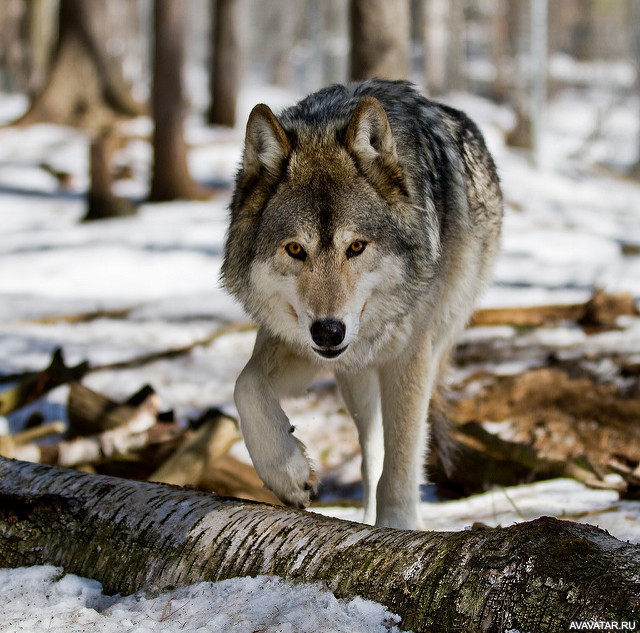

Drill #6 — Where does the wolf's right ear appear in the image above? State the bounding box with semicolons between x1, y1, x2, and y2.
243;104;291;180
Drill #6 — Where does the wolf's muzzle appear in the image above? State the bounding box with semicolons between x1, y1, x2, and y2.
310;319;348;358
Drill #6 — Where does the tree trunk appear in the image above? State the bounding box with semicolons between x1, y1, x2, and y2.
631;0;640;179
1;458;638;633
421;0;450;97
149;0;205;202
15;0;145;129
447;0;466;92
572;0;596;61
349;0;410;81
489;0;510;103
22;0;56;96
207;0;240;127
83;127;137;220
505;0;533;151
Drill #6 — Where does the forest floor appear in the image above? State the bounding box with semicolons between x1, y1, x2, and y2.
1;83;640;631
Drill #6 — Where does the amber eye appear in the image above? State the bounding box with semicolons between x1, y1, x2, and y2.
285;242;307;261
346;240;367;259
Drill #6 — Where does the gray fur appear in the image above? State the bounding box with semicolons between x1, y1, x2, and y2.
222;80;502;529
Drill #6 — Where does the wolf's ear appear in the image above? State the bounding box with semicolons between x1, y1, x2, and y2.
243;104;290;180
345;96;405;195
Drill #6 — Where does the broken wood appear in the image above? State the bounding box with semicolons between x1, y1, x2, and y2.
0;421;68;461
431;365;640;497
149;409;241;487
199;454;282;505
68;382;158;436
1;458;637;633
470;289;638;328
11;411;165;468
0;349;88;416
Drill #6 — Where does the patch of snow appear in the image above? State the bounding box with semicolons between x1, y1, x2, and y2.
0;566;409;633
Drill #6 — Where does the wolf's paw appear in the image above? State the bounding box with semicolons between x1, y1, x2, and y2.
257;437;317;509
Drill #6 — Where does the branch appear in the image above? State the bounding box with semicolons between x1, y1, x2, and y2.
0;349;88;415
1;458;637;633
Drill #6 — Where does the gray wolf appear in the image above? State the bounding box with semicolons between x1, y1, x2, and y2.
222;80;502;530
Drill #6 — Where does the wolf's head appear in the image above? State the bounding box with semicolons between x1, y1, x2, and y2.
222;96;438;364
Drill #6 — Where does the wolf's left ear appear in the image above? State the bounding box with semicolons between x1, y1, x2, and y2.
345;96;405;195
243;104;291;180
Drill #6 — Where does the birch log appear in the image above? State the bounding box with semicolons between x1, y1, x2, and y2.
0;457;638;633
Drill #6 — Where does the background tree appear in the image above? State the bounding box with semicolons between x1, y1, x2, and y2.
22;0;56;97
421;0;449;97
83;126;136;221
207;0;241;128
15;0;144;128
349;0;410;81
505;0;533;151
149;0;204;202
631;1;640;179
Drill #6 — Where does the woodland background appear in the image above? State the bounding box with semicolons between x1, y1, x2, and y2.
1;2;640;630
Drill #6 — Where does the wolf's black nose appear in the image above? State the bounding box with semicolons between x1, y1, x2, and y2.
310;319;346;348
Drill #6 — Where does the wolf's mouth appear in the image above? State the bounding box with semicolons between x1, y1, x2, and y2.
313;345;348;359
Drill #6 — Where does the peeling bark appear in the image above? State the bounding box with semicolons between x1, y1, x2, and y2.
0;458;638;633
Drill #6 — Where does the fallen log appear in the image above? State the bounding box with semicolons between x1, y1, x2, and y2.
1;458;638;633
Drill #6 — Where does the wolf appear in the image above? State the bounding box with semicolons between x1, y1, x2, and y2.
222;79;502;530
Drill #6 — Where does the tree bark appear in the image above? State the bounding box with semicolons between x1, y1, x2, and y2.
421;0;450;96
207;0;240;128
349;0;410;81
15;0;145;129
149;0;205;202
1;458;638;633
84;127;137;220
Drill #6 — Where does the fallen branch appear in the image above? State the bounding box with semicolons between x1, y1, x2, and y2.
469;289;638;329
0;349;88;415
1;458;638;633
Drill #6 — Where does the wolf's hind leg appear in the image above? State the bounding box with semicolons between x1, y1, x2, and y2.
234;329;318;509
336;370;383;525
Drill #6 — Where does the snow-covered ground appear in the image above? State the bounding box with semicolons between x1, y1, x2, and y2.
1;84;640;632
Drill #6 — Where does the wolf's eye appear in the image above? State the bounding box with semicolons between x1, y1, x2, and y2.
346;240;367;258
285;242;307;261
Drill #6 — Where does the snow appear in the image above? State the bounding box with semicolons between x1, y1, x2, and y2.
0;567;405;633
1;81;640;631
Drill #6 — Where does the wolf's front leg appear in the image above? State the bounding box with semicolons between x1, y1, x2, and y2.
234;329;318;509
336;370;383;525
376;337;439;530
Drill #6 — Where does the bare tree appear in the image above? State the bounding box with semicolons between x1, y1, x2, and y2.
149;0;205;202
83;127;136;221
15;0;144;129
421;0;449;96
349;0;410;81
22;0;56;96
631;0;640;179
489;0;510;103
505;0;533;151
207;0;241;127
1;458;638;633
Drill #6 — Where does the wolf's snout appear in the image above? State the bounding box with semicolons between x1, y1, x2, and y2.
310;319;346;348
